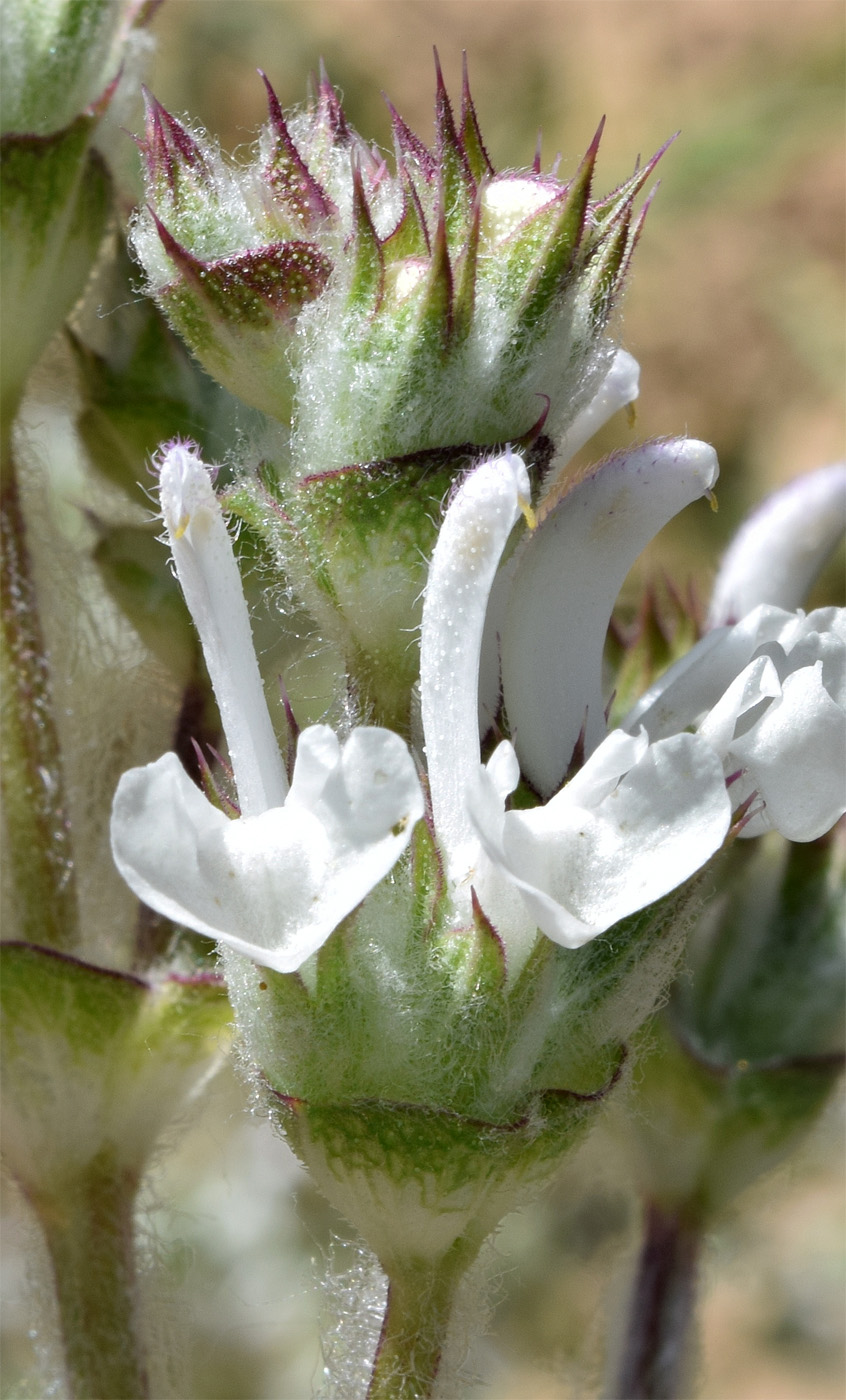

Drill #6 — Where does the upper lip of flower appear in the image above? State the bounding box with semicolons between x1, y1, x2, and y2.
419;406;733;956
707;461;846;626
110;441;423;974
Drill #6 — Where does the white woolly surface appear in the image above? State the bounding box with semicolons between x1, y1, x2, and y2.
11;347;184;969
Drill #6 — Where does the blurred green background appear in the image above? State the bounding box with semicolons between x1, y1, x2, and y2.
2;3;844;1397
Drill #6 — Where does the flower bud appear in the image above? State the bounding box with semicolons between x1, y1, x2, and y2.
133;61;657;454
0;0;141;139
0;1;157;441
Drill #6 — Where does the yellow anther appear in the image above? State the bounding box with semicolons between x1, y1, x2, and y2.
707;489;719;513
173;512;191;539
519;496;537;531
625;401;637;428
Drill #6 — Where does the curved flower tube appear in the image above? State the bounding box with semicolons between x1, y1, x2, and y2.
708;462;846;626
420;450;732;953
625;604;846;841
500;435;721;796
111;443;423;973
477;347;641;735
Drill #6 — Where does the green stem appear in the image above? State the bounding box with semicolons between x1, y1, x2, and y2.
613;1200;701;1400
0;461;78;949
32;1150;149;1400
366;1249;470;1400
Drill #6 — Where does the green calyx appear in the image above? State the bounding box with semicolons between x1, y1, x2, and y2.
678;834;846;1065
272;1075;618;1275
0;0;129;138
227;434;550;732
621;1012;842;1224
226;856;705;1147
0;941;230;1198
617;834;845;1222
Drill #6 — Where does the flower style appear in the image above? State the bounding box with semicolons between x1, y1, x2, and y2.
421;442;733;954
110;442;423;973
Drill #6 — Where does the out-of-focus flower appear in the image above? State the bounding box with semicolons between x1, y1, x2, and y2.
708;461;846;625
1;0;159;445
0;0;154;138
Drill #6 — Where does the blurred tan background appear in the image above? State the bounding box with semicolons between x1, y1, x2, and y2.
2;4;843;1398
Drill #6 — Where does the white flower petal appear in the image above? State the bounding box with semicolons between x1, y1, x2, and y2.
502;439;719;796
477;354;640;740
420;451;530;862
709;462;846;625
158;442;287;816
111;752;236;940
468;733;730;949
286;725;342;810
111;732;424;973
564;727;649;806
625;603;801;739
553;349;641;467
731;663;846;841
696;654;781;757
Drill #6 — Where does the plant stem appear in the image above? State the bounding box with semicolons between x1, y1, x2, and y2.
0;460;77;949
613;1199;701;1400
366;1251;468;1400
33;1150;149;1400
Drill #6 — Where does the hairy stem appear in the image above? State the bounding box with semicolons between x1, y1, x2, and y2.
33;1150;149;1400
613;1200;701;1400
0;460;77;949
366;1250;469;1400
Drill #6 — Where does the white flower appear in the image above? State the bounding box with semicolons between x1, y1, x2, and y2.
111;442;423;973
420;445;732;955
627;605;846;842
708;462;846;626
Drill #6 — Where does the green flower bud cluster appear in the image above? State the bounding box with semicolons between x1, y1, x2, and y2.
133;61;666;729
134;57;664;463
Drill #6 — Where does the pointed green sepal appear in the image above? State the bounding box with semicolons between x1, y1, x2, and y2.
259;70;337;227
139;88;211;207
459;55;494;186
347;161;385;314
433;51;476;244
153;216;330;420
410;812;449;938
510;119;603;344
450;196;480;345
